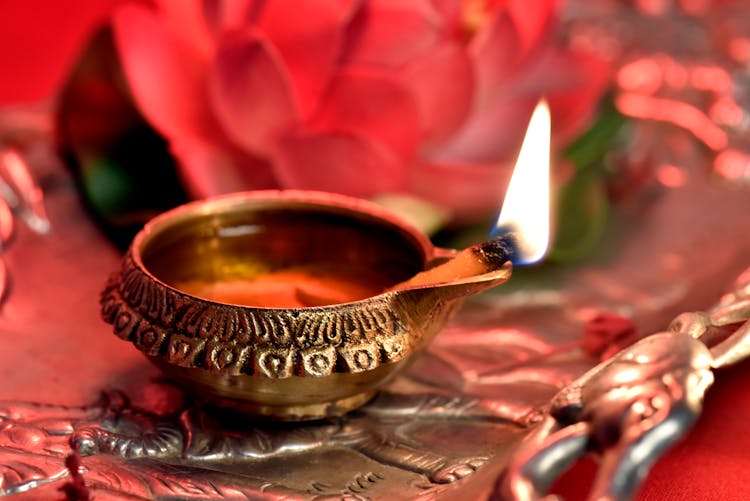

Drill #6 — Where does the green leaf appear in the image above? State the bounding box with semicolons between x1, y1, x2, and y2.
549;166;609;263
547;96;628;263
80;157;136;216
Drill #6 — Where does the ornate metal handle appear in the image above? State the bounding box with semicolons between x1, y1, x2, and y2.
498;267;750;501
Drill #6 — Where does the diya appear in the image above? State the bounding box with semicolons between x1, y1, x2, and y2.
99;190;515;420
99;101;550;421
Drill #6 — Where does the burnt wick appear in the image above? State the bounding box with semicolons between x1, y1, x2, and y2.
387;233;517;292
473;232;518;266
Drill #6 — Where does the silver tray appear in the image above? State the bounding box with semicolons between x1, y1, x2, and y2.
2;149;750;501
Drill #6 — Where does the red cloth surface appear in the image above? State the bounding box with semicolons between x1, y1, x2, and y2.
2;3;750;499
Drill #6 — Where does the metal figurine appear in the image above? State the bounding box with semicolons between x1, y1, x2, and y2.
497;268;750;501
497;333;714;501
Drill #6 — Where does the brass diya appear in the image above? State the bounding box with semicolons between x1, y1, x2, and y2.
100;190;512;420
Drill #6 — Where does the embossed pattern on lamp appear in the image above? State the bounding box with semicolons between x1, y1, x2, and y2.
99;103;551;421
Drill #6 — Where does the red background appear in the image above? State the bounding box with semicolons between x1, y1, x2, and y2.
0;0;118;104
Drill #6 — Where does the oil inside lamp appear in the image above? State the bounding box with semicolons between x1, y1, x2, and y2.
177;263;388;308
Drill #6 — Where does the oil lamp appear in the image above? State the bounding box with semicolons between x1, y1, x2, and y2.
100;101;552;421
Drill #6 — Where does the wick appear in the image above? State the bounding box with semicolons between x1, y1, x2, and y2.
475;232;519;266
386;233;515;292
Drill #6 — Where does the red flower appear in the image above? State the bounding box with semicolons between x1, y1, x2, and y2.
113;0;609;222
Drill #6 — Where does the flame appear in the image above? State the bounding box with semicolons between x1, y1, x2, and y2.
492;100;551;265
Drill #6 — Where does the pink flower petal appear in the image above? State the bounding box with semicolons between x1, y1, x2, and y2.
469;0;555;103
429;0;462;34
170;136;278;198
432;95;538;163
479;44;610;144
256;0;358;117
540;49;611;144
469;9;522;103
113;4;222;141
439;41;610;163
312;68;420;158
272;131;407;197
345;0;442;67
401;41;474;147
505;0;556;56
202;0;257;32
209;30;300;156
408;160;513;222
152;0;214;56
